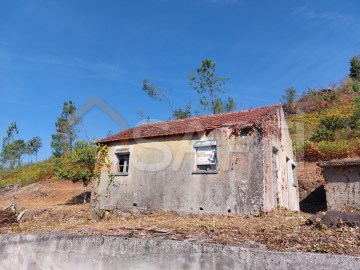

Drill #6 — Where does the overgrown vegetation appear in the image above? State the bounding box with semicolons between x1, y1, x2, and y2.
287;55;360;161
281;87;297;114
54;140;97;203
0;158;56;187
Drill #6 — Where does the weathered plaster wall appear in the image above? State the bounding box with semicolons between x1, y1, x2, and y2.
322;166;360;209
92;127;265;215
0;234;359;270
261;108;299;211
278;108;299;211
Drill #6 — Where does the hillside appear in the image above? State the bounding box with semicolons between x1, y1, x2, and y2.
286;78;360;162
285;78;360;210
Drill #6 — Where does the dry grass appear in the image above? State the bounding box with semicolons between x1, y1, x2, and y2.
1;179;359;256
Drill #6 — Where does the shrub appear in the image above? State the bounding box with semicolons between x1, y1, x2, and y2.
281;87;297;114
334;127;360;140
310;116;349;142
302;140;360;161
317;140;353;160
303;143;324;162
355;143;360;156
54;140;97;187
310;126;335;142
351;97;360;129
352;81;360;92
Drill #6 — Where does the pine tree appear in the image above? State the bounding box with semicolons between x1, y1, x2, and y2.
189;58;235;114
51;101;79;157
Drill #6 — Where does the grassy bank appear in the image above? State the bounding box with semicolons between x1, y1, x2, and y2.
0;159;56;187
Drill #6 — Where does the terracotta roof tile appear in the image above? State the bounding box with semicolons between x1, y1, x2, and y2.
97;104;281;143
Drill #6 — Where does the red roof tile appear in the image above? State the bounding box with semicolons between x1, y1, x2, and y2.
97;104;281;143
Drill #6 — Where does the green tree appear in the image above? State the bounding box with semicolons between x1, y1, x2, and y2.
1;123;43;168
189;58;235;114
281;87;297;114
55;140;97;203
142;59;236;118
142;79;192;119
2;122;18;147
25;136;42;162
212;97;236;114
1;139;26;169
1;122;27;169
350;55;360;81
51;101;79;157
172;104;192;119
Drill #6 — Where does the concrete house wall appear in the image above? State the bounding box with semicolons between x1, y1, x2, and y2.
91;105;299;216
92;128;264;215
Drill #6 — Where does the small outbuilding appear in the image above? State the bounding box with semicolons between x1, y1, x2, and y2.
91;104;299;216
318;160;360;209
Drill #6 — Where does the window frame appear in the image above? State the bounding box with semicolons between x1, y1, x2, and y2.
114;148;130;176
192;140;218;174
286;157;297;188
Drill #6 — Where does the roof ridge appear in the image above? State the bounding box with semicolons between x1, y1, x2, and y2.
97;103;281;143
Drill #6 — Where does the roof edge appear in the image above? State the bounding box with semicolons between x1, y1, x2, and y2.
96;103;282;144
318;159;360;167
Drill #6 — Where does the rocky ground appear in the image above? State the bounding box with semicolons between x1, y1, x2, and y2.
0;178;359;256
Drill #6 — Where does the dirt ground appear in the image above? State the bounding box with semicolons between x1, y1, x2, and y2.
297;161;328;213
0;179;359;256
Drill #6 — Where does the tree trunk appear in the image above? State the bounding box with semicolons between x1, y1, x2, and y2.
83;184;87;204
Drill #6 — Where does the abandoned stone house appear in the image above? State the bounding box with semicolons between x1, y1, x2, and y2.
318;160;360;209
91;104;299;215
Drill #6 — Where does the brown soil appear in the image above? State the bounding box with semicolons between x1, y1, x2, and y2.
297;161;326;201
297;161;327;213
0;178;359;256
0;209;17;228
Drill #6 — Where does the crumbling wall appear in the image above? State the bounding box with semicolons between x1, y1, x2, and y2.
322;166;360;209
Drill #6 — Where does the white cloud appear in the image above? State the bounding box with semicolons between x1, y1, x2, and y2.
0;49;140;85
292;6;360;33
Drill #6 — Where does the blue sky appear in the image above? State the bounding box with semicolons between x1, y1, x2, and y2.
0;0;359;160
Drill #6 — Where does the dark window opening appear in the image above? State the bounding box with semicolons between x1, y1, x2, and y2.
240;128;251;137
116;153;130;174
197;164;217;171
